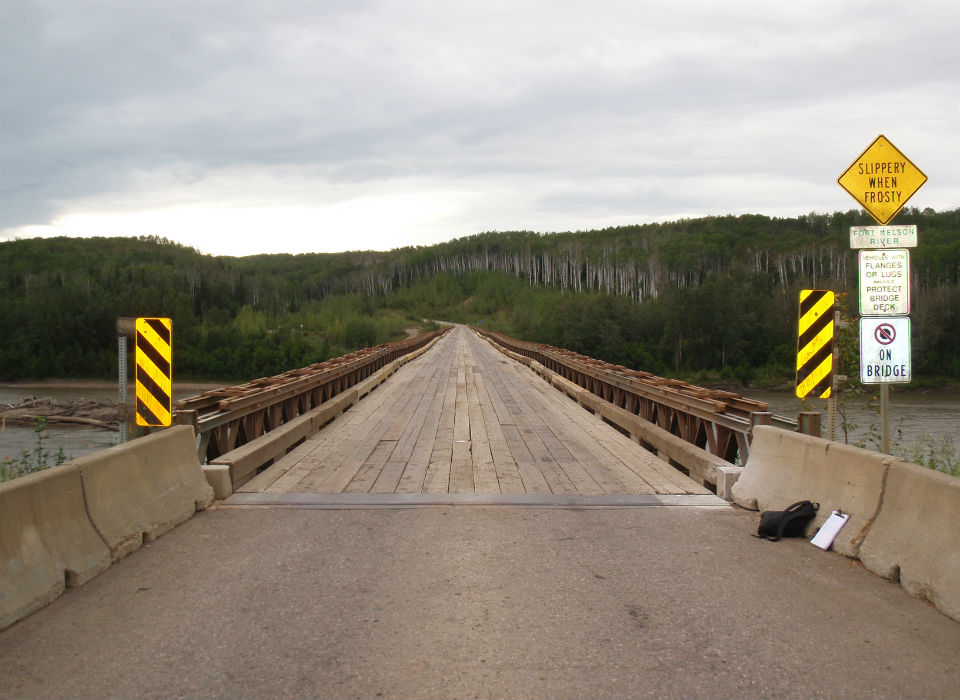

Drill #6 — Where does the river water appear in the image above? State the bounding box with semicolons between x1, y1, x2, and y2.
0;383;224;464
745;388;960;452
2;383;958;465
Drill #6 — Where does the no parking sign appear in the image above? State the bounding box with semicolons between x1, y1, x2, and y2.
859;317;911;384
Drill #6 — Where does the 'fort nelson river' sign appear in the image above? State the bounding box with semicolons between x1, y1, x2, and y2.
849;224;917;249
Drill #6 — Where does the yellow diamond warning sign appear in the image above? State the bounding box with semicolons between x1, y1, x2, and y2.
837;135;927;225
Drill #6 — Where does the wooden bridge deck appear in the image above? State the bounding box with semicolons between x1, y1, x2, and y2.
237;326;709;497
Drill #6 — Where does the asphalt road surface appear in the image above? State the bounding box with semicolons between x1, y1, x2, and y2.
1;504;959;699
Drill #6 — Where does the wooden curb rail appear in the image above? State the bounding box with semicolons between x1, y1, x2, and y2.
470;327;795;469
474;331;736;490
175;327;452;465
202;330;450;496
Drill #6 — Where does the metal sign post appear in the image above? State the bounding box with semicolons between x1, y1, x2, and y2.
827;306;840;441
118;334;128;444
881;385;890;454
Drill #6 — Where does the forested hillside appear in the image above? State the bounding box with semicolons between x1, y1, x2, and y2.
2;207;958;384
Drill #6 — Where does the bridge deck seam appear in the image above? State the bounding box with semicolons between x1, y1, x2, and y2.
221;492;731;509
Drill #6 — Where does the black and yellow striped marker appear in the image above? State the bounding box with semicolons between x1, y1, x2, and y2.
796;290;835;399
135;317;172;427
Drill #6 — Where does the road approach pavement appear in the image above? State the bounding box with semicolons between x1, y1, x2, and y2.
1;504;958;699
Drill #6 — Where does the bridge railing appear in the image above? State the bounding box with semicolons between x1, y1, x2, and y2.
174;327;452;465
471;327;798;470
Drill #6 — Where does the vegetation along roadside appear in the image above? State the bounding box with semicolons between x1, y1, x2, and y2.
3;206;959;479
2;207;957;388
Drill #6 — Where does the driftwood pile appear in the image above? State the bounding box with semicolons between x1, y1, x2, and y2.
0;397;123;431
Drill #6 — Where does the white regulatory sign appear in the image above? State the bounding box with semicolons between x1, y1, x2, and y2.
859;248;909;316
850;225;917;249
860;317;911;384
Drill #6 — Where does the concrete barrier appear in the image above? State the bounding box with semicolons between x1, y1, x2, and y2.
733;427;960;622
77;425;215;561
716;465;744;502
0;465;111;630
858;460;960;621
203;463;233;502
731;426;893;557
1;425;213;630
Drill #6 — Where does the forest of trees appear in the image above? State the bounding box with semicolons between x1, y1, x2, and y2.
1;207;958;385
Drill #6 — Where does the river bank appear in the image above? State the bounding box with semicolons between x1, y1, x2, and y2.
0;381;227;464
0;381;227;409
0;397;122;430
0;379;228;393
743;387;960;446
697;376;960;395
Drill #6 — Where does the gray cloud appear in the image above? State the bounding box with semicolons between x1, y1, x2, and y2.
2;0;958;250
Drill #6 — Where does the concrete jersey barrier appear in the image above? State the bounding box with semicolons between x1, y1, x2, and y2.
0;465;112;631
731;426;892;558
76;425;215;561
733;425;960;622
858;460;960;622
0;425;214;631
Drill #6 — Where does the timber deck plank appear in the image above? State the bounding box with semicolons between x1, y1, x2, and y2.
472;371;525;493
465;365;500;494
244;325;707;496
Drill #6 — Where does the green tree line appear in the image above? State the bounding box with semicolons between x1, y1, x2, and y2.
1;207;958;384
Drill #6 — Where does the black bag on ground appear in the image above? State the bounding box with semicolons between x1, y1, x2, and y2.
755;500;819;541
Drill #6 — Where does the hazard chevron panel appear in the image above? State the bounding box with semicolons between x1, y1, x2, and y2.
135;317;172;427
796;290;835;399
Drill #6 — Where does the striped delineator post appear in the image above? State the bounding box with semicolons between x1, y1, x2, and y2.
796;289;836;401
135;317;173;427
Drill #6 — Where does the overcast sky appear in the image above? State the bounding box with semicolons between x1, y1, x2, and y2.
2;1;958;257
